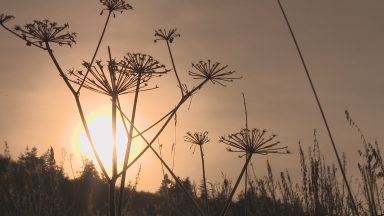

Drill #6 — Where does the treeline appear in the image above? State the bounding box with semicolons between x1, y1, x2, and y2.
0;130;383;216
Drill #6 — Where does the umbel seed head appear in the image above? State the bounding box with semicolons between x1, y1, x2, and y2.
99;0;133;17
188;60;241;86
220;128;289;157
184;131;210;146
14;19;76;47
154;28;180;43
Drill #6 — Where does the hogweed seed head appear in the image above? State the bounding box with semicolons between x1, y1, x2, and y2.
185;131;210;146
220;128;289;157
99;0;132;17
68;59;143;96
123;53;170;75
188;60;241;86
185;131;210;154
154;28;180;43
13;19;76;47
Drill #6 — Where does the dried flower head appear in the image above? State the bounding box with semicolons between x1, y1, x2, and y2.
99;0;133;17
220;128;289;157
154;28;180;43
184;131;210;154
0;14;14;25
68;59;143;96
188;60;241;86
185;131;210;146
14;19;76;47
123;53;170;76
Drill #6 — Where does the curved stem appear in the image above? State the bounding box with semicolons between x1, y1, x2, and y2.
220;154;253;216
276;1;359;215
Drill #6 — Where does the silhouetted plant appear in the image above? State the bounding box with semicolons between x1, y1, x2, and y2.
345;110;384;216
189;60;241;86
1;1;241;215
185;131;210;209
220;127;289;215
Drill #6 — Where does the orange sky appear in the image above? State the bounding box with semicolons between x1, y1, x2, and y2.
1;0;384;192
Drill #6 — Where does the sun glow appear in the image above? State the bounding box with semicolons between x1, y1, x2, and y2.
72;107;142;175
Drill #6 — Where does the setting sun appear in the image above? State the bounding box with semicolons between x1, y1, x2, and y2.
72;107;142;175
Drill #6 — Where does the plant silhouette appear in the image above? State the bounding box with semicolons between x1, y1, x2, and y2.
0;1;240;215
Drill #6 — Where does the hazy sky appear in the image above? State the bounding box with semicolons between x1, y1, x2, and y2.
1;0;384;192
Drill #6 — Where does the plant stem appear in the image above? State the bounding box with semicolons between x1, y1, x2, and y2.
220;153;253;216
108;47;118;178
45;42;110;181
117;72;142;216
166;41;184;97
77;11;112;93
112;95;117;177
244;153;248;216
117;79;208;177
109;178;116;216
199;145;208;210
276;1;359;215
116;80;210;216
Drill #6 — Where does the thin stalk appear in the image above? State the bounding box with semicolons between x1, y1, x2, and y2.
108;47;118;178
199;145;208;210
112;95;117;177
77;11;112;93
276;1;359;215
166;41;184;97
242;93;249;216
46;42;110;181
220;153;253;216
244;153;248;216
117;72;142;216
